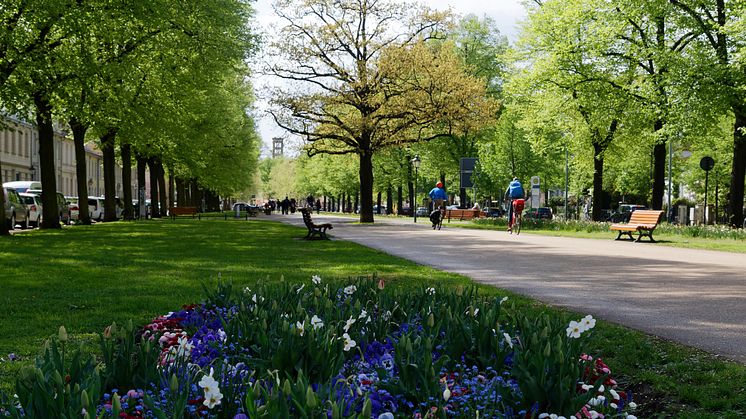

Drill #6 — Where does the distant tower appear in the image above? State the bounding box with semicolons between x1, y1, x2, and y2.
272;137;284;158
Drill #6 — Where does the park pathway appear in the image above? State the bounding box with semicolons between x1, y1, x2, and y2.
278;213;746;363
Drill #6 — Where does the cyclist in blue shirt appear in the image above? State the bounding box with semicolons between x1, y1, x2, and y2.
428;181;447;209
505;178;525;232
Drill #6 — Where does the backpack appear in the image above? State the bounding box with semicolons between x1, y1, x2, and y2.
508;181;524;199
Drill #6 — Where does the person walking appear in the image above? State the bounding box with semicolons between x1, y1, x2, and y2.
281;196;290;215
505;177;525;233
428;182;448;211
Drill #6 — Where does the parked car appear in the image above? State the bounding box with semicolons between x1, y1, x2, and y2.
19;193;43;227
27;189;71;225
524;207;553;220
3;187;30;230
415;207;429;217
88;196;105;221
609;204;647;223
3;181;42;193
66;196;79;222
233;202;250;211
484;207;504;218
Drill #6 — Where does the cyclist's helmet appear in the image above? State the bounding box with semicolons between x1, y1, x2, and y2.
436;182;443;188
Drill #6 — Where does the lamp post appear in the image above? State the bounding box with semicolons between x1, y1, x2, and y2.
411;155;420;223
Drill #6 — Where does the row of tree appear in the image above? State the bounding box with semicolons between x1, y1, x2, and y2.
267;0;746;227
0;0;260;234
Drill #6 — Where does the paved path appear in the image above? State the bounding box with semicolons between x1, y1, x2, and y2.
279;213;746;362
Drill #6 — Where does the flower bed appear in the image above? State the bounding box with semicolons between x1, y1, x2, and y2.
1;277;638;418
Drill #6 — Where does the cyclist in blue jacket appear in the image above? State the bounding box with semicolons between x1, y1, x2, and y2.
505;178;525;232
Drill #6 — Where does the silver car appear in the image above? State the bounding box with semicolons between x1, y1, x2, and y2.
19;193;43;227
3;188;30;230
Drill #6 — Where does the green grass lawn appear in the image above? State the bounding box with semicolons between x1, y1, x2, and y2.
1;219;745;417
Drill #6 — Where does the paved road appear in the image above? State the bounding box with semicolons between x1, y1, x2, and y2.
279;213;746;362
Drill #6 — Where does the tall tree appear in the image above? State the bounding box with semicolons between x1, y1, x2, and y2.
668;0;746;226
269;0;497;222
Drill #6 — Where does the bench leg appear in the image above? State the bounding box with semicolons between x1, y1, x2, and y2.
615;231;633;241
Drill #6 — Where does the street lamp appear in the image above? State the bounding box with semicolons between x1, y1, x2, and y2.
411;155;421;223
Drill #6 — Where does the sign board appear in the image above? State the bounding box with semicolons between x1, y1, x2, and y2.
530;176;541;207
700;156;714;172
460;157;478;188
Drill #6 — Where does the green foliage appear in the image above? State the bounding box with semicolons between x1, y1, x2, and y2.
7;330;102;418
99;320;160;391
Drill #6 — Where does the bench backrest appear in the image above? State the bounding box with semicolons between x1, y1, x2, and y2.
300;208;314;226
628;209;664;225
170;207;197;215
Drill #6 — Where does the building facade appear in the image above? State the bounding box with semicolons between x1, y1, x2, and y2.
1;116;140;199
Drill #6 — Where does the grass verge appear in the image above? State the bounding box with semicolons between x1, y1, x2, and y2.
0;218;745;416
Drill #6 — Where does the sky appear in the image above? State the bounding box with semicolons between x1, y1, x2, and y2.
250;0;528;156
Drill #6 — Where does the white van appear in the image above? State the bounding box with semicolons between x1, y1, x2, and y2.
3;181;42;193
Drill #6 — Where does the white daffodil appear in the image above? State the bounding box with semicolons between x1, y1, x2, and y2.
582;315;596;330
296;320;305;336
443;384;451;402
312;275;322;285
566;321;582;338
500;296;508;304
503;333;514;349
426;287;435;295
343;316;356;333
628;402;637;410
598;385;605;393
581;383;594;391
198;368;220;395
311;315;324;329
344;285;357;295
342;333;356;351
610;403;618;409
175;336;193;358
359;310;368;319
243;287;251;294
203;388;223;409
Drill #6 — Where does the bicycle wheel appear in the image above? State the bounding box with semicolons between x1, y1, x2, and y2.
514;214;521;235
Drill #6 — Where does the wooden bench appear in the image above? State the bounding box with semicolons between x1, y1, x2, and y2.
300;208;333;239
610;209;664;242
445;208;483;223
169;207;198;219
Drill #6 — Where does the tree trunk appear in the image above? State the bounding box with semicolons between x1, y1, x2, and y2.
121;143;134;220
175;178;184;206
168;170;175;211
157;159;167;217
376;191;382;214
34;92;60;229
651;119;666;210
323;195;327;211
148;157;160;218
407;180;414;217
386;187;393;215
591;142;605;222
69;117;91;225
0;159;7;235
136;153;147;219
101;129;118;222
397;185;403;216
341;193;345;212
728;108;746;227
358;149;374;222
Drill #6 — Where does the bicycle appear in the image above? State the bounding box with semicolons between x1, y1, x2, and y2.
430;206;445;230
509;198;526;235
